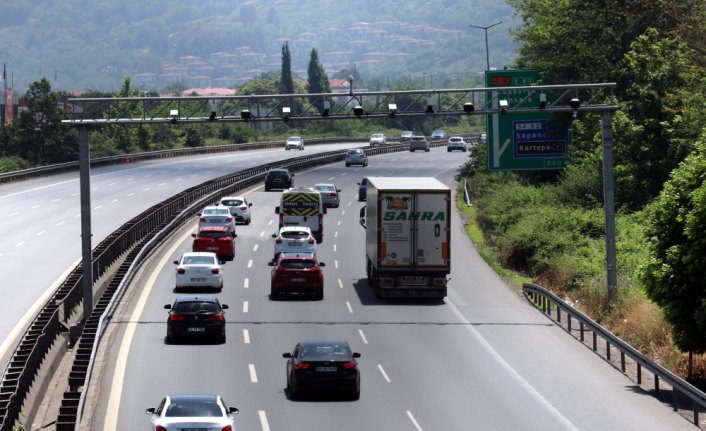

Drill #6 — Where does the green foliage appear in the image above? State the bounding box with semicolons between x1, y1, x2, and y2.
639;138;706;353
280;42;294;95
0;156;32;173
306;48;331;114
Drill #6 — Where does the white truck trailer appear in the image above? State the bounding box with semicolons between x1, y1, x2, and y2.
359;177;451;298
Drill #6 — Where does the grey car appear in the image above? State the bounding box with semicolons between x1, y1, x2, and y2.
345;148;368;167
409;135;430;152
314;183;341;208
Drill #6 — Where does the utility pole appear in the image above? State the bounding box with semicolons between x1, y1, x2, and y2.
469;22;503;71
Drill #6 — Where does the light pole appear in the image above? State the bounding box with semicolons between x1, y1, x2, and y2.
469;21;503;71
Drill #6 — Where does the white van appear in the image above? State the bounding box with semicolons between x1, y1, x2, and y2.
275;187;326;243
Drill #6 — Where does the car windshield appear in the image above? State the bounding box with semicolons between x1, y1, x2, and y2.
281;231;310;239
174;301;218;313
299;344;352;361
279;259;316;269
182;256;217;265
287;137;301;142
221;199;243;206
348;149;362;154
372;134;383;138
165;399;221;417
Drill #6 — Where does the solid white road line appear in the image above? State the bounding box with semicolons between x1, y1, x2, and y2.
377;364;391;383
358;329;368;344
406;410;424;431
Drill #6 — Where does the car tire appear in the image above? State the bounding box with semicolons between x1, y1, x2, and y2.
314;289;324;300
410;149;414;152
351;388;360;400
425;148;430;152
345;163;350;167
270;287;280;300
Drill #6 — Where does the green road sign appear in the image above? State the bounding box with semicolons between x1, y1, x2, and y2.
486;70;571;171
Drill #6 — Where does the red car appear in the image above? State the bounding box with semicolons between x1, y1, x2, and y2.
192;226;235;261
269;252;325;300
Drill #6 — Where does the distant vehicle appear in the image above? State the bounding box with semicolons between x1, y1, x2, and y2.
173;252;223;292
447;136;468;152
282;340;361;399
272;226;317;260
431;129;447;139
191;226;235;261
409;135;430;152
264;168;294;191
345;148;368;167
269;252;325;300
285;136;304;150
276;187;326;243
198;206;236;237
357;177;369;202
369;133;387;146
480;133;487;143
359;177;451;298
313;183;341;208
400;130;414;142
146;394;238;430
164;295;229;343
219;196;252;224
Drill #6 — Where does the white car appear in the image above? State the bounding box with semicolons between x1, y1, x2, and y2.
447;136;468;152
146;394;238;431
285;136;304;150
369;133;387;146
219;196;252;224
272;226;317;260
198;205;236;236
174;252;224;291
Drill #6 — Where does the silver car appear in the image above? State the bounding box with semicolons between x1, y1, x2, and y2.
314;183;341;208
146;394;238;431
369;133;387;146
409;135;430;152
345;148;368;167
198;205;236;237
447;136;468;152
285;136;304;150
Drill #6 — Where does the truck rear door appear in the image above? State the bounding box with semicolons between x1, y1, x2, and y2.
414;192;449;267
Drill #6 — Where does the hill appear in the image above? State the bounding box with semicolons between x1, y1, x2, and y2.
0;0;518;92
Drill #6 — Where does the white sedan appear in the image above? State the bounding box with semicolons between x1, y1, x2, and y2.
285;136;304;150
198;205;236;236
272;226;317;260
173;252;223;291
146;394;238;431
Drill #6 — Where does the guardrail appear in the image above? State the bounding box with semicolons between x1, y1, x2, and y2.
523;282;706;428
0;139;439;431
0;137;365;184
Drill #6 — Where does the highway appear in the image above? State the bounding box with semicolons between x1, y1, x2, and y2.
65;147;696;430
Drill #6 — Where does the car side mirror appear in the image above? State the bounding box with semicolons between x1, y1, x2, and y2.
319;262;326;267
221;304;229;309
191;234;196;238
228;407;239;414
249;203;252;207
146;408;156;415
275;206;280;214
323;207;327;214
173;260;179;265
359;206;367;229
219;260;226;265
337;189;341;192
272;233;277;238
164;304;172;309
282;353;292;358
353;352;361;358
268;261;275;266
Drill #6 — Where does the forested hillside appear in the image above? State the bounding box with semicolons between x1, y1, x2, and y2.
0;0;517;92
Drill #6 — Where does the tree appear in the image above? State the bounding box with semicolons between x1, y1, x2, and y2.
280;42;294;94
639;134;706;354
6;78;76;164
306;48;331;114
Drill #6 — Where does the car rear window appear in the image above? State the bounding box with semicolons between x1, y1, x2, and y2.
299;345;352;361
198;230;228;239
221;199;243;206
281;231;310;239
165;399;221;417
174;301;218;313
182;256;216;265
279;259;316;269
316;185;334;191
203;208;229;215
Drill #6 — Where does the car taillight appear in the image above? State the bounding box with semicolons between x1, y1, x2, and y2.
240;206;247;210
208;313;224;321
221;426;233;431
307;238;315;244
295;361;311;369
177;268;186;274
226;217;233;223
169;314;185;321
275;237;283;244
342;361;357;369
156;426;167;431
329;192;336;196
211;268;220;274
199;217;206;222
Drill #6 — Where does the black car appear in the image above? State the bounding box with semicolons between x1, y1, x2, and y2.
265;168;294;191
357;177;368;201
283;340;361;399
164;295;228;343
